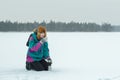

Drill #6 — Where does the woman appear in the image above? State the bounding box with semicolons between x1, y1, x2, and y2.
26;26;52;71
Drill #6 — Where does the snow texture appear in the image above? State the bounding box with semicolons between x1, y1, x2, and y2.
0;32;120;80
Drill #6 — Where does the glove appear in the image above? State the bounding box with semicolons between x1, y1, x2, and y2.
40;37;48;44
45;57;52;66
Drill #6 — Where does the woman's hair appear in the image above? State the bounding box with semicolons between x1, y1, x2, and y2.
36;26;47;39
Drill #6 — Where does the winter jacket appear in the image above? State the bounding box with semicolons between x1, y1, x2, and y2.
26;33;50;62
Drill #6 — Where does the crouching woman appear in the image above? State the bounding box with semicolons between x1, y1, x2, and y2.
26;26;52;71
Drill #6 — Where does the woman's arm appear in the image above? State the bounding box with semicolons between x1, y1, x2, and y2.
43;42;50;59
29;36;42;52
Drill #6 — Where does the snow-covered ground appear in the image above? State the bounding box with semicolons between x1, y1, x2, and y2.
0;32;120;80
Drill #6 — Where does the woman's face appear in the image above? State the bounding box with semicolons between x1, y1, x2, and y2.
40;32;45;38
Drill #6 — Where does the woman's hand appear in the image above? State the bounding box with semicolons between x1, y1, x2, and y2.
40;37;48;44
45;57;52;66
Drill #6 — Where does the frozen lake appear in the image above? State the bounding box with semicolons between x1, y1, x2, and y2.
0;32;120;80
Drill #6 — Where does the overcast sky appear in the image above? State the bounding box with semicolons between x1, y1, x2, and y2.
0;0;120;25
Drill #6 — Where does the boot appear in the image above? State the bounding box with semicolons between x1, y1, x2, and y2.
26;62;31;70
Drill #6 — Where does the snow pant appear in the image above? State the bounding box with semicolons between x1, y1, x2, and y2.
26;59;49;71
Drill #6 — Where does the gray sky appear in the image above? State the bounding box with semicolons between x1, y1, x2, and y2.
0;0;120;25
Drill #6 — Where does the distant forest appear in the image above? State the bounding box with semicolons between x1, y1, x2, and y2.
0;20;120;32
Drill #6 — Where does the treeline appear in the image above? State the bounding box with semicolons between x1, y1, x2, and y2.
0;20;119;32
